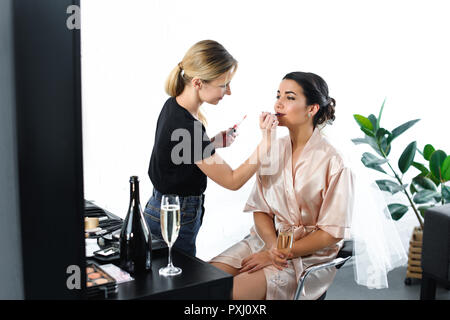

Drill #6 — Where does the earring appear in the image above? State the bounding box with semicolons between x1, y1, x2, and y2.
308;113;312;118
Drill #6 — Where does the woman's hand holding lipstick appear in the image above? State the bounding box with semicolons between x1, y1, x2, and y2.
260;112;279;129
211;115;247;148
211;128;238;148
259;112;278;156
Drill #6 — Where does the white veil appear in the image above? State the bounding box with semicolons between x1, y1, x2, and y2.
324;127;408;289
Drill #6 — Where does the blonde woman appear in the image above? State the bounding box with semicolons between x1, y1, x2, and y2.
145;40;278;256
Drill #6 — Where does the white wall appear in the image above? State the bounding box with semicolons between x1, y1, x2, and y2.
81;0;450;261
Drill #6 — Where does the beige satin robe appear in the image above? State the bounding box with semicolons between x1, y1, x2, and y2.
210;128;355;300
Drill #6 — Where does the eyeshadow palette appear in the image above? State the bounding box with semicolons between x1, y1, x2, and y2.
86;263;117;299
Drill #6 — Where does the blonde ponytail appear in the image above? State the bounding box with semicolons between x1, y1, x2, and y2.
165;64;185;97
165;40;238;127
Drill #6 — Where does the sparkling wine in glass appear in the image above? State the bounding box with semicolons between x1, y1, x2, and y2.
271;226;294;286
159;195;182;276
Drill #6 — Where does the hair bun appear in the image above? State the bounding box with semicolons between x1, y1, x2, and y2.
327;97;336;107
316;96;336;127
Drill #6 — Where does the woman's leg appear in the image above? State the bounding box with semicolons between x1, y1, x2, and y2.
209;262;240;300
232;269;267;300
210;263;267;299
210;262;240;276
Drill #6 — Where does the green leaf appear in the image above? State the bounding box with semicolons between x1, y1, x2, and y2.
388;203;409;220
398;141;417;174
427;172;442;187
441;156;450;182
361;162;386;174
368;114;378;132
430;150;447;181
361;153;388;174
376;128;393;154
410;183;417;195
377;98;386;131
362;152;388;165
442;185;450;203
354;134;386;157
388;119;420;143
435;194;442;203
353;114;374;131
361;126;375;137
351;138;368;145
379;133;392;156
412;176;437;191
423;144;435;161
376;180;406;194
413;189;441;204
365;135;385;157
412;162;429;176
376;128;391;140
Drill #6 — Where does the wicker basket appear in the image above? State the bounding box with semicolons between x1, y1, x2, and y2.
405;226;423;284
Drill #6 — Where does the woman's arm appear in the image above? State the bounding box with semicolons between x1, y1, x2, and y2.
290;229;342;258
195;142;267;190
196;113;277;191
253;212;277;249
239;212;285;273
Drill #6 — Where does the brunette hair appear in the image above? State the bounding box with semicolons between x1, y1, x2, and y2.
283;72;336;128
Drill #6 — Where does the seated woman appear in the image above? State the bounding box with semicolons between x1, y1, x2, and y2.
210;71;355;300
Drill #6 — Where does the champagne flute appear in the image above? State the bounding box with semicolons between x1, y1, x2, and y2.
159;194;182;276
271;225;294;286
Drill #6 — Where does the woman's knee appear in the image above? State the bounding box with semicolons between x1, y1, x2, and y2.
232;269;267;300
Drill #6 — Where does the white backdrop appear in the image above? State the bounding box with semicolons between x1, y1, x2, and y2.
81;0;450;261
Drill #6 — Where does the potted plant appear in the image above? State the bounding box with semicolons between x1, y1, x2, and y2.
409;144;450;215
352;99;450;283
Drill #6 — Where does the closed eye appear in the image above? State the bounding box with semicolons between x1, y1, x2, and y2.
276;95;295;100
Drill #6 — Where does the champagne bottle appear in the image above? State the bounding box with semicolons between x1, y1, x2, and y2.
119;176;152;274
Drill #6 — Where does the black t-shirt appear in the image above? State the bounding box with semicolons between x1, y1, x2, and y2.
148;97;216;196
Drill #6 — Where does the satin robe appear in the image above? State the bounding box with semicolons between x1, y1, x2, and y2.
210;128;355;300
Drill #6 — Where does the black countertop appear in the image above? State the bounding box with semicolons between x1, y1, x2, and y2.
88;247;233;300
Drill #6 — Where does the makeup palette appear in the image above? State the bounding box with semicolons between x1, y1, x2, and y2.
86;263;117;298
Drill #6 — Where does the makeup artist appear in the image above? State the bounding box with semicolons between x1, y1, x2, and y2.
145;40;278;256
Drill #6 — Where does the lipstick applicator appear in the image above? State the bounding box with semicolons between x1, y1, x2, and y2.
227;114;247;136
219;115;247;147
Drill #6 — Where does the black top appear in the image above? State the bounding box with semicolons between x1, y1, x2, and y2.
148;97;216;196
